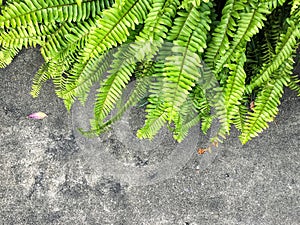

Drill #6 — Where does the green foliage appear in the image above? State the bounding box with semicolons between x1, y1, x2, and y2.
0;0;299;145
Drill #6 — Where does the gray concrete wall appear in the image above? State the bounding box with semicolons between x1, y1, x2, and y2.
0;48;299;224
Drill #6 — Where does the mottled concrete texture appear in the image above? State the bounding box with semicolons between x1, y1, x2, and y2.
0;48;299;225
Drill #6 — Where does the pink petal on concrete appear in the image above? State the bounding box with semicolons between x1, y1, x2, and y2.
28;112;48;120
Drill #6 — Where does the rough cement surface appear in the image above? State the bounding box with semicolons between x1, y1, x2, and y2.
0;48;299;225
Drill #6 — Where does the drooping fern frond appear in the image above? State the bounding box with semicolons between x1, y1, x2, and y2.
88;61;154;135
240;75;290;144
1;1;115;100
173;83;212;142
288;75;300;96
0;23;55;49
59;0;151;115
138;2;212;139
231;96;249;133
0;45;19;68
173;61;220;142
215;2;272;74
91;0;180;129
240;49;296;144
93;42;137;124
246;17;300;94
205;0;247;69
63;49;115;108
72;0;151;75
137;43;174;139
0;0;111;27
215;50;247;137
30;63;51;97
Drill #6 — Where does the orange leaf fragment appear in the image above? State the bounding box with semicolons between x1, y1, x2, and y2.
197;148;208;155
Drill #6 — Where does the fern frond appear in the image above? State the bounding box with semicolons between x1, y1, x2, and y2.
239;76;288;144
0;46;19;68
63;50;115;110
0;0;113;28
30;63;51;97
162;45;202;120
138;0;179;43
70;0;151;90
173;102;201;142
129;0;179;63
161;3;212;122
136;103;168;140
45;18;97;61
32;42;85;99
40;22;74;60
137;43;174;139
264;0;287;10
41;18;116;106
288;75;300;96
138;3;211;140
260;36;275;65
240;54;293;144
231;96;249;132
215;2;271;74
80;0;150;62
217;50;247;135
30;58;69;98
48;60;69;95
194;66;217;135
244;4;291;79
173;85;211;141
264;3;289;50
205;0;247;68
245;17;300;94
139;2;214;141
181;0;206;9
90;63;153;134
0;23;55;49
291;0;300;14
91;0;181;128
93;45;138;124
90;65;135;123
31;55;82;99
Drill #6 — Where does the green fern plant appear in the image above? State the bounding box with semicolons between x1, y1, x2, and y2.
0;0;299;145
